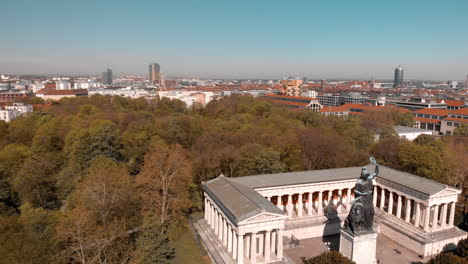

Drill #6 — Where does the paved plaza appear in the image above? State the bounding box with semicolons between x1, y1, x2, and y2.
284;234;431;264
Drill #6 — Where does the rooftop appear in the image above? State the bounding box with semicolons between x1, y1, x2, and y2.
393;125;432;134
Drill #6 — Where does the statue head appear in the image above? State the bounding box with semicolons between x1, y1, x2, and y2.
361;167;370;179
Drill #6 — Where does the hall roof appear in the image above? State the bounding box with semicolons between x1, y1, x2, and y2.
202;175;285;225
230;165;455;196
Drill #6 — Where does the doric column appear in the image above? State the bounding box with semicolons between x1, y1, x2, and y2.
271;230;276;254
298;193;303;217
396;195;402;219
318;191;323;215
414;202;421;228
219;216;224;241
449;202;456;226
337;189;342;210
245;234;250;258
264;230;271;261
405;198;411;223
250;233;257;264
228;225;232;252
441;203;448;228
204;197;208;221
233;230;237;258
286;195;292;217
380;188;386;210
277;229;283;259
258;233;263;256
388;191;394;215
210;204;215;230
214;210;219;234
373;185;378;206
308;192;313;215
347;188;352;206
432;205;439;231
237;233;244;264
424;206;431;231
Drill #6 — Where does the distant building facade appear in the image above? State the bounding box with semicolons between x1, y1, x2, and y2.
149;63;161;85
0;102;33;123
393;65;404;88
102;69;113;85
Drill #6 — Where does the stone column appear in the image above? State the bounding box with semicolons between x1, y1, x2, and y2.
424;206;431;231
318;191;323;215
308;192;313;215
347;188;352;207
214;210;219;234
388;191;394;215
432;204;439;231
373;185;378;206
298;193;303;217
396;195;402;219
337;189;342;210
405;198;412;223
258;233;263;256
286;195;292;217
264;230;271;261
245;234;250;258
441;203;448;228
225;219;230;247
228;225;233;252
277;229;283;259
271;230;276;254
380;188;386;210
219;214;223;240
211;205;215;229
250;233;257;264
237;233;244;264
233;230;238;259
449;202;456;226
414;202;421;228
204;197;208;221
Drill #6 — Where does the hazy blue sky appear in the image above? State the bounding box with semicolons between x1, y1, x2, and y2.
2;0;468;80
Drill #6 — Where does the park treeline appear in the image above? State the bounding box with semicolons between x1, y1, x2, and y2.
0;94;466;264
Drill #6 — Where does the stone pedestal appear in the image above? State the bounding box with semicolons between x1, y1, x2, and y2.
339;227;377;264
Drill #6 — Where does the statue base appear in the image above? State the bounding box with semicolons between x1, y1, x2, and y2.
339;227;377;264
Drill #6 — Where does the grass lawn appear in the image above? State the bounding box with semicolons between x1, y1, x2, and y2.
172;225;211;264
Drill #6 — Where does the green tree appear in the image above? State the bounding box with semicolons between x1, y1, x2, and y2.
397;142;448;183
426;252;464;264
301;251;355;264
235;145;287;176
455;237;468;258
0;144;32;215
133;213;175;264
0;203;58;264
454;124;468;136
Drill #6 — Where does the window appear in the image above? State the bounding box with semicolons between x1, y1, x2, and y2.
454;123;459;127
447;122;452;126
424;114;430;118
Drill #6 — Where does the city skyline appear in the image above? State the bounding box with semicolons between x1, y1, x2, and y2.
2;0;468;80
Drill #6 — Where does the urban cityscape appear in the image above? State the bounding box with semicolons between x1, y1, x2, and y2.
1;1;467;264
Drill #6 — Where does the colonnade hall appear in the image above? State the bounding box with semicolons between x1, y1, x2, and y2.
193;165;467;264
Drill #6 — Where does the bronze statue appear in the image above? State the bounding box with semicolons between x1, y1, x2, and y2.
344;157;379;234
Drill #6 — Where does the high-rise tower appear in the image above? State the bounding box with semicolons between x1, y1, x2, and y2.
102;68;112;85
393;65;404;88
149;63;161;85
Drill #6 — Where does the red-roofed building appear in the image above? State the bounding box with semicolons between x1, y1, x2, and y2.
440;108;468;135
263;94;323;111
444;100;465;110
36;89;88;101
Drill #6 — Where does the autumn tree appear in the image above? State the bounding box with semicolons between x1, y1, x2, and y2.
56;157;136;264
301;251;355;264
0;203;58;264
136;144;192;224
